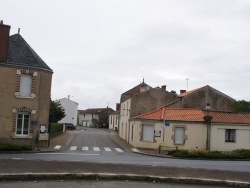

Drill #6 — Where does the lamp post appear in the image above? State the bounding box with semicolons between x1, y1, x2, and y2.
204;103;212;151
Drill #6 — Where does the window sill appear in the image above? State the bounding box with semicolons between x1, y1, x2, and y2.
12;135;32;139
15;92;36;99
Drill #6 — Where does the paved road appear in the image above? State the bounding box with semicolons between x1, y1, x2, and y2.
1;127;250;173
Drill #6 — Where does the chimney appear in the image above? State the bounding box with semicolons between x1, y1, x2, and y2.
161;85;166;90
0;20;11;63
116;103;120;111
180;90;186;94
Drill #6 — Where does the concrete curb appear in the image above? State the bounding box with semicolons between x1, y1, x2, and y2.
0;173;249;187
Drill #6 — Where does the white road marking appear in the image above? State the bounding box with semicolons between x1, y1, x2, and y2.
114;148;123;152
104;147;111;151
132;148;140;152
36;153;99;156
70;146;77;150
82;146;88;151
93;147;100;151
54;145;61;149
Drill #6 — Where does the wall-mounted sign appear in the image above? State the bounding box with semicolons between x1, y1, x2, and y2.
40;125;46;133
39;133;49;141
164;122;170;126
154;130;161;137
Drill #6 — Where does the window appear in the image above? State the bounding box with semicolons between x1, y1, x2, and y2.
16;113;30;136
174;127;185;144
20;74;32;97
131;124;134;140
225;129;236;142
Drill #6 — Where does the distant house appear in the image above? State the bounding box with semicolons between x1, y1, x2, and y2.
130;107;250;151
108;103;120;131
57;98;78;125
78;108;114;128
119;81;178;141
167;85;235;111
0;21;53;148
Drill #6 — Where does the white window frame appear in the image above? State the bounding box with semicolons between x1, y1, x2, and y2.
16;112;30;136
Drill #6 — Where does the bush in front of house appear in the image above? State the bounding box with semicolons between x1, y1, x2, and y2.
50;123;63;138
0;143;32;151
169;149;250;159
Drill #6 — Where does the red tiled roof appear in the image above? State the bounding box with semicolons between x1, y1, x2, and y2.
133;108;250;125
122;82;151;96
178;86;205;97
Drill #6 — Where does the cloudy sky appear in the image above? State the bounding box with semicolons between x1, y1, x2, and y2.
1;0;250;110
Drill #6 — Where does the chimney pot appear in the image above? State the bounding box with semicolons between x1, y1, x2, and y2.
161;85;166;90
180;90;186;94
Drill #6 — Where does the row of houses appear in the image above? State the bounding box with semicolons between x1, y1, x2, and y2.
109;81;250;151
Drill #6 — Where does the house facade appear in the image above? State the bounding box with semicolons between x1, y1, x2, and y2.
57;98;78;125
0;21;53;148
119;84;178;141
78;108;114;128
109;111;120;131
129;108;250;151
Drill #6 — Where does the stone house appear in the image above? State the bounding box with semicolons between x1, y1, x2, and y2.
130;107;250;151
119;81;178;141
0;21;53;148
78;108;114;128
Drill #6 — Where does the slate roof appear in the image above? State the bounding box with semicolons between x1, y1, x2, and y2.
133;107;250;125
0;34;53;72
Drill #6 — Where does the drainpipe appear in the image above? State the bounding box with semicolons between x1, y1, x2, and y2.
205;103;211;151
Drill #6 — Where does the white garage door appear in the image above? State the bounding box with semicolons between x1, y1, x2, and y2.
143;124;154;142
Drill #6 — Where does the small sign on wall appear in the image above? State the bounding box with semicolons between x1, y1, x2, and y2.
39;133;49;141
154;130;161;137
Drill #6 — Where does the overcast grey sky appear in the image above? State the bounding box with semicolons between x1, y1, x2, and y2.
1;0;250;110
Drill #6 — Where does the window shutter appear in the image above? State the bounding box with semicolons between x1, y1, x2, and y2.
20;74;32;97
175;127;184;144
143;124;154;142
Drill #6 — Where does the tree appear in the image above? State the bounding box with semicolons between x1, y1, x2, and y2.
233;100;250;113
49;100;66;123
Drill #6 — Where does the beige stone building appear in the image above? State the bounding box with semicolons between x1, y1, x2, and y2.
130;108;250;151
0;21;53;148
119;81;178;141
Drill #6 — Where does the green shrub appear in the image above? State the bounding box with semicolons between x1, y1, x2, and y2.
170;149;250;159
50;123;63;137
0;143;32;151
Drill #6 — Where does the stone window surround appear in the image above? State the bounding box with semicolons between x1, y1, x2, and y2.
171;125;188;145
15;69;37;99
139;121;157;143
11;107;36;139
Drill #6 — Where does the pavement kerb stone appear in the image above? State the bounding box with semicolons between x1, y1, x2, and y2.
0;173;249;187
